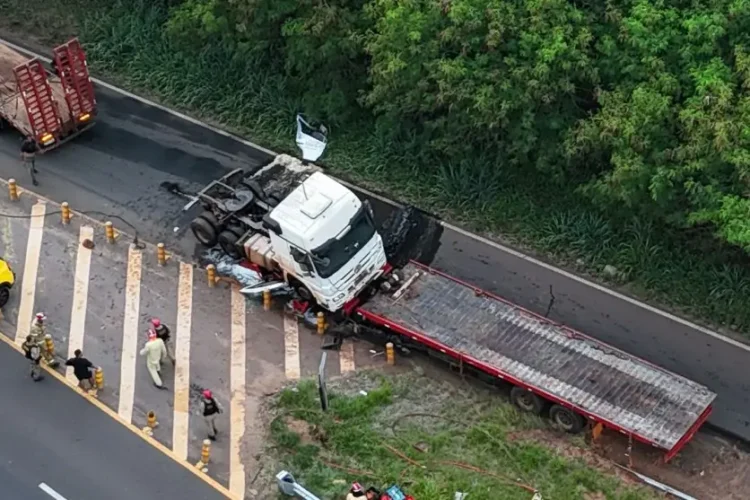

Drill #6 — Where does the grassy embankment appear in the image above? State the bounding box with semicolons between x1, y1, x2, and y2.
266;370;654;499
2;0;750;338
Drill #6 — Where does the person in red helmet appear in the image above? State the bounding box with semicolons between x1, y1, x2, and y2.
347;483;366;500
150;318;175;365
200;389;223;441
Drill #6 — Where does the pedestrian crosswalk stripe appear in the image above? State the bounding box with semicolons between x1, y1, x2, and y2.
229;284;246;497
173;262;193;460
15;202;45;345
66;225;93;385
117;245;142;423
283;315;301;380
340;340;356;374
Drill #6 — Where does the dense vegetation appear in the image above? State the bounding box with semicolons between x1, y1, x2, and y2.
3;0;750;334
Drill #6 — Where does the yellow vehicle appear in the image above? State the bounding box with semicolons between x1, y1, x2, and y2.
0;257;16;307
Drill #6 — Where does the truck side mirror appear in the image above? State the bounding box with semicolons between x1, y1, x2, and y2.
363;200;374;221
290;247;312;274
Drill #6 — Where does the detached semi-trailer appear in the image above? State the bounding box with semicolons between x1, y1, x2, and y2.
184;155;717;462
354;261;716;462
0;38;96;151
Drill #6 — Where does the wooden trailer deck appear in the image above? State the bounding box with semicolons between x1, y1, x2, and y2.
356;261;717;454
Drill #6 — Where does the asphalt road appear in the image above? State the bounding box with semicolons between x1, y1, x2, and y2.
0;82;748;441
0;341;226;500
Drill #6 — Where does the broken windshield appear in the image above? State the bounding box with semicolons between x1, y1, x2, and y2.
310;207;376;279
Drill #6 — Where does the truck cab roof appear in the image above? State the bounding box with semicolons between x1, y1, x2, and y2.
269;171;361;250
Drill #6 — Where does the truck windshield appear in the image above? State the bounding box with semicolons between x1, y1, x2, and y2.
310;207;376;279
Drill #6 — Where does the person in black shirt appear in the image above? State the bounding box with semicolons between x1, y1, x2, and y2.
65;349;97;392
20;137;39;186
150;318;175;365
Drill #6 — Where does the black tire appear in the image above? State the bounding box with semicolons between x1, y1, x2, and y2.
0;284;10;308
549;404;585;433
218;228;243;259
191;215;219;247
510;386;546;415
293;282;313;302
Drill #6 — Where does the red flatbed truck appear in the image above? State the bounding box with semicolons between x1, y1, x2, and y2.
352;260;717;462
0;38;96;151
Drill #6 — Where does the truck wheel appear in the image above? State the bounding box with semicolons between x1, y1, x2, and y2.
191;214;219;247
0;284;10;308
549;404;585;433
510;386;545;415
218;229;243;259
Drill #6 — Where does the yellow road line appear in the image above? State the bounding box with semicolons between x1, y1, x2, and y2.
229;284;246;497
173;262;193;460
15;202;45;345
117;245;142;423
0;332;237;499
340;340;356;374
283;315;300;380
66;225;94;385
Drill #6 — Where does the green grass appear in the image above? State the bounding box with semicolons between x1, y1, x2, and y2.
266;371;654;499
3;0;750;337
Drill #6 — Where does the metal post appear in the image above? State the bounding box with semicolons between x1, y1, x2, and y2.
318;351;328;412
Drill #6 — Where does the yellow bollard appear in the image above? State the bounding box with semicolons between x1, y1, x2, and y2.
44;334;55;357
105;221;115;243
206;264;216;287
316;312;326;335
386;342;395;366
8;179;18;201
61;202;71;224
201;439;211;464
157;243;166;266
95;367;104;389
263;289;271;311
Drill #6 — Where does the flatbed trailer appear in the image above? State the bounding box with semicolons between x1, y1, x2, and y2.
0;38;96;151
354;261;717;461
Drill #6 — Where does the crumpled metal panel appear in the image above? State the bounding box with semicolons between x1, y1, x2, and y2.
361;263;717;450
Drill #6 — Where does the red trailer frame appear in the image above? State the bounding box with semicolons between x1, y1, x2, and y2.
354;261;716;462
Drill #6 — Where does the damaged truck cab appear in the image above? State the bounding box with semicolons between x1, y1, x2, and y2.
187;155;387;313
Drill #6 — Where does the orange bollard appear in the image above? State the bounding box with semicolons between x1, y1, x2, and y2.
105;221;115;243
263;289;271;311
95;367;104;389
206;264;216;287
8;179;18;201
317;312;326;335
386;342;395;365
61;202;71;224
157;243;166;266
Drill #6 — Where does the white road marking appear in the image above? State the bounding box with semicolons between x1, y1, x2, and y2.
283;315;300;380
38;483;67;500
229;284;246;497
173;262;193;460
15;202;45;345
117;245;142;423
66;225;94;385
2;36;744;353
340;340;356;374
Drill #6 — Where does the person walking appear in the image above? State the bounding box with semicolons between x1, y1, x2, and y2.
200;390;223;441
150;318;175;365
65;349;97;392
29;312;59;368
21;335;43;381
140;330;168;390
21;137;39;186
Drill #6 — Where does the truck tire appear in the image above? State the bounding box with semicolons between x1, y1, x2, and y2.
191;213;219;247
218;228;243;259
0;284;10;308
510;386;545;415
549;404;585;433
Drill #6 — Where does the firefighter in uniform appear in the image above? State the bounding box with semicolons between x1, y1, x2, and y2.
30;313;59;368
22;334;43;381
200;389;223;440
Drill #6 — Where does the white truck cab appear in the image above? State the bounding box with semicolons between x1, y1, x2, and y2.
263;171;387;311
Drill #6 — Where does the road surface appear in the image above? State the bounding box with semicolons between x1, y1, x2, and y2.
0;72;747;441
0;339;227;500
0;191;378;497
